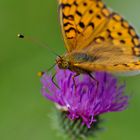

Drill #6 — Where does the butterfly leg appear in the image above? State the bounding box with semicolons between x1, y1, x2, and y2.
72;73;80;90
38;64;59;88
51;72;60;89
88;73;99;93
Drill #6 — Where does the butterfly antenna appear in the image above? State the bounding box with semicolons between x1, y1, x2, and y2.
17;33;59;57
47;63;56;72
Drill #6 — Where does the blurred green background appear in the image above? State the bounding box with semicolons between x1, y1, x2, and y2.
0;0;140;140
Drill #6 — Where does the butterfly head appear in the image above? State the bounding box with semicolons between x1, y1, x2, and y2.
56;55;70;69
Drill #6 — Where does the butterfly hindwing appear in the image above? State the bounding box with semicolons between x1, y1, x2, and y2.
72;43;140;72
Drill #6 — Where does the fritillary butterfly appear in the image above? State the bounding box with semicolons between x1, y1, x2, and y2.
56;0;140;75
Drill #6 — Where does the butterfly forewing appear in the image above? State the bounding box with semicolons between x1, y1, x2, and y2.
59;0;111;51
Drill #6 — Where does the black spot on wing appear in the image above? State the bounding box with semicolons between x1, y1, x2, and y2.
64;22;73;27
88;22;95;29
83;2;87;6
122;64;129;67
73;1;78;6
120;40;126;44
96;14;102;19
63;13;74;20
89;9;93;14
117;32;122;36
61;3;71;9
132;35;139;45
65;27;77;33
113;64;119;67
76;10;82;17
79;22;85;28
67;36;74;39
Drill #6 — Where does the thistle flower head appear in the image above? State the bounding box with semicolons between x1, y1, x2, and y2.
41;68;129;128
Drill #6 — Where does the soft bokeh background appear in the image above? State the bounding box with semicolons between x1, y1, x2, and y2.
0;0;140;140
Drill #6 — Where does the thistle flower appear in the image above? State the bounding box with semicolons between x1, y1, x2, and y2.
41;68;129;139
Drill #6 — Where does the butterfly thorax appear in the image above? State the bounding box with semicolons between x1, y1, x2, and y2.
56;52;95;73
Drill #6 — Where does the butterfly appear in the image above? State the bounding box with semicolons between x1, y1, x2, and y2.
56;0;140;78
